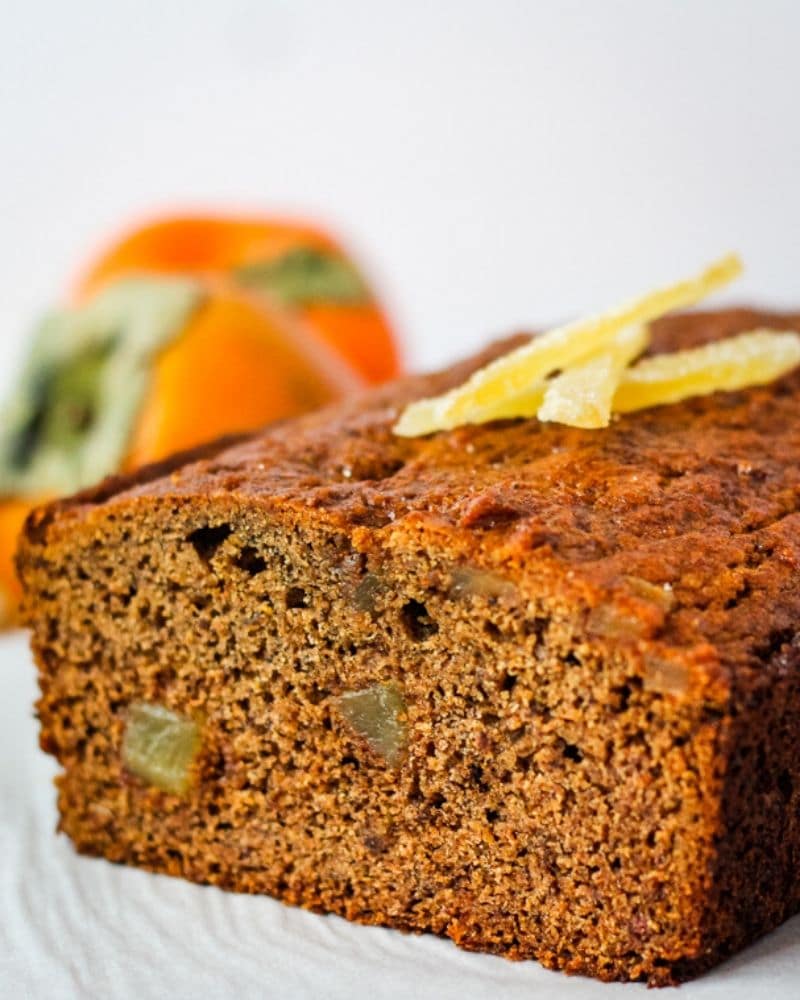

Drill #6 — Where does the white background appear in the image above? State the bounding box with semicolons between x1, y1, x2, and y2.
1;0;799;385
2;3;800;998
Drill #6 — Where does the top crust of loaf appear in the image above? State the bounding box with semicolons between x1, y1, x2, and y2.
20;308;800;695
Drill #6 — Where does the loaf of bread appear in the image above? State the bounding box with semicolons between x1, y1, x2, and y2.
19;308;800;986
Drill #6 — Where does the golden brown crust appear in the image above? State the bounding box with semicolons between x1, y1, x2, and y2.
18;308;800;986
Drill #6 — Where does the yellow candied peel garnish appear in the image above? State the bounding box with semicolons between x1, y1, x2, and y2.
612;329;800;413
394;253;742;436
537;325;649;429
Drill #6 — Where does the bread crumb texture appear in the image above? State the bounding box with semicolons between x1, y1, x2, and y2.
19;308;800;986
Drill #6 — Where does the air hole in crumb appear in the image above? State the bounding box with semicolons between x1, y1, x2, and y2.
235;546;266;576
755;626;796;661
308;685;330;706
285;586;308;609
562;742;583;762
154;668;176;691
484;620;502;639
188;523;232;561
611;857;621;871
485;808;500;823
777;769;793;801
524;617;549;641
612;683;632;713
501;673;518;693
363;832;390;855
645;830;657;848
401;600;439;641
470;764;489;791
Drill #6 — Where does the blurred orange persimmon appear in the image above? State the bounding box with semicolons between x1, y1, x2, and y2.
125;286;361;468
0;213;401;625
76;214;401;384
0;501;30;620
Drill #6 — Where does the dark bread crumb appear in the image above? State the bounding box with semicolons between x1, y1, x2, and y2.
18;308;800;986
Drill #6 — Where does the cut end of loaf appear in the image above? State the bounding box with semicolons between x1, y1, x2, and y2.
19;491;730;986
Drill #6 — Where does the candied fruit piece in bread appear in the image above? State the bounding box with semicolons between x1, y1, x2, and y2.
122;703;201;795
18;308;800;986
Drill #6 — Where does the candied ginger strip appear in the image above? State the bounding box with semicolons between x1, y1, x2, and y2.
444;254;740;422
467;384;546;424
395;253;741;436
393;395;444;437
613;329;800;413
538;325;649;429
395;383;547;436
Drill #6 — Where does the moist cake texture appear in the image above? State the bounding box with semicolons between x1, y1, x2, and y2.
18;308;800;986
